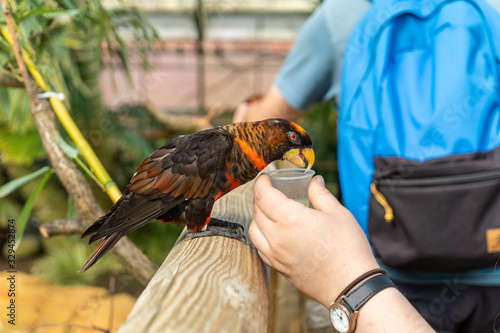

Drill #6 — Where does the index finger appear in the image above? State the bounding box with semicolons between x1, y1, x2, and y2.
253;173;304;225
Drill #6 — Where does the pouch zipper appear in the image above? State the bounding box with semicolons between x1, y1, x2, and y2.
370;183;394;223
371;168;500;223
375;168;500;187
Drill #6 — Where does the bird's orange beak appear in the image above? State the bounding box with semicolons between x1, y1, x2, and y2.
283;148;315;172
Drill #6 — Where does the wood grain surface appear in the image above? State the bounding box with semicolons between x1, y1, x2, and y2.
119;173;269;333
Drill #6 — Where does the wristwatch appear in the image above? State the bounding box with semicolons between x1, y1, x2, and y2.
329;273;396;333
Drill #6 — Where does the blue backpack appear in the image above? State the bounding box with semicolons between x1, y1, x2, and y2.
338;0;500;272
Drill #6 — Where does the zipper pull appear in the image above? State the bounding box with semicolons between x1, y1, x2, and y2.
370;182;394;223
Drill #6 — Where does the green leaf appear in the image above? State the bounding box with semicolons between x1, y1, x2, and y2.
54;133;104;189
55;133;80;159
0;166;53;198
66;195;78;219
21;9;80;21
56;0;79;10
130;7;161;40
16;169;54;246
113;32;132;85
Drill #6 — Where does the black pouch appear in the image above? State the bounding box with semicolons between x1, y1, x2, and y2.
368;147;500;272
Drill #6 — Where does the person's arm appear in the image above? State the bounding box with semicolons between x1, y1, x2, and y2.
249;174;434;332
233;0;343;123
233;85;303;122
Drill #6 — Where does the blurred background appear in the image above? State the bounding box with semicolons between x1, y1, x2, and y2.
0;0;337;331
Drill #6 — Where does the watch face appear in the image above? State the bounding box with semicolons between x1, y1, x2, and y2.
330;305;350;333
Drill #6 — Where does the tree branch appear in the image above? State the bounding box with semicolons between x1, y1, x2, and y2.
142;100;224;134
39;219;87;238
1;1;37;106
1;0;157;285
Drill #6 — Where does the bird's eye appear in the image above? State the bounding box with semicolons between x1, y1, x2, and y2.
287;131;301;144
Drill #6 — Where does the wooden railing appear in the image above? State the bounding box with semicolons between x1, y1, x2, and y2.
118;163;334;332
118;176;269;332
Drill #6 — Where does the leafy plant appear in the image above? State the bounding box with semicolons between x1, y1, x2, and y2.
0;0;161;167
0;0;165;284
31;236;122;285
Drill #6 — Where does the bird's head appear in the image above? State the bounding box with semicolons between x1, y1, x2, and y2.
243;118;315;172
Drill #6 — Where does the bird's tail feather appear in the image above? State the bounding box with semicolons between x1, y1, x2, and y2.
80;213;109;239
78;233;122;273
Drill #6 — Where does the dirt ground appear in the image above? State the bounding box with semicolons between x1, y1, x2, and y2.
0;271;136;333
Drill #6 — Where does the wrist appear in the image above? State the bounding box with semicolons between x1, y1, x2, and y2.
354;286;400;330
328;270;396;333
355;286;434;333
319;261;380;308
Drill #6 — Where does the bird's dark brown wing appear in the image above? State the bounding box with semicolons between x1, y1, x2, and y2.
82;129;234;244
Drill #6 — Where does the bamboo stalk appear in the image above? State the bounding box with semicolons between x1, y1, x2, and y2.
0;24;121;203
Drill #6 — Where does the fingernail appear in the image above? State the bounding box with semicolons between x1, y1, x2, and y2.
315;175;325;187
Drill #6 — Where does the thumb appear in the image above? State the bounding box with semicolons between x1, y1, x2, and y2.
308;176;342;213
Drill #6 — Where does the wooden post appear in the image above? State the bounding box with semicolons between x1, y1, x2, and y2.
118;177;269;332
195;0;205;113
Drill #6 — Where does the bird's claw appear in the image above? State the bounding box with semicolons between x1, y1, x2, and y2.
186;219;247;243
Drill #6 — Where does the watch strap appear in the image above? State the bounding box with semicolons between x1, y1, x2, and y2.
341;274;396;312
335;268;386;301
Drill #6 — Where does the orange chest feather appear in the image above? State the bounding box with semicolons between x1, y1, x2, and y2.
234;137;267;170
215;171;241;201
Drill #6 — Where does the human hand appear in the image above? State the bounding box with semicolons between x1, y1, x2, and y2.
249;174;379;308
232;87;303;123
232;94;263;123
232;101;251;123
